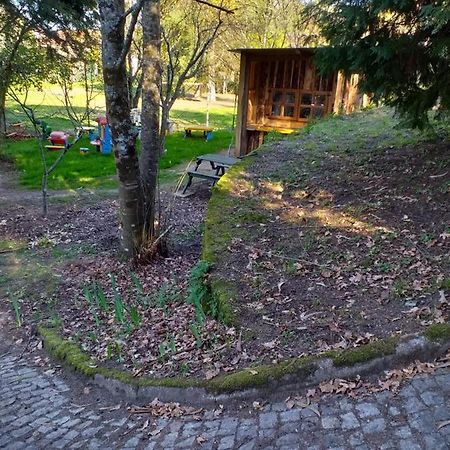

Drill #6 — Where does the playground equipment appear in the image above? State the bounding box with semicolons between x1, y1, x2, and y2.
89;116;112;155
46;131;69;151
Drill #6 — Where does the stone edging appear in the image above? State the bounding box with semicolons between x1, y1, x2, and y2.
39;323;450;408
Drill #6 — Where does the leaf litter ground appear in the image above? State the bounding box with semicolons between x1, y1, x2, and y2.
0;108;449;382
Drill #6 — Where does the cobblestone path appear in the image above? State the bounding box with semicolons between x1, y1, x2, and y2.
1;351;449;450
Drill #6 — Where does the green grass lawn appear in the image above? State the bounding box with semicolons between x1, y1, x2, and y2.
2;84;235;190
0;130;233;190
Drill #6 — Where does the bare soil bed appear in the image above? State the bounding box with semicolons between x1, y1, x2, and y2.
207;109;450;366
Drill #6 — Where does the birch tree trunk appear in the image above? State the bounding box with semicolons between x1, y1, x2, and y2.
98;0;145;256
140;0;162;237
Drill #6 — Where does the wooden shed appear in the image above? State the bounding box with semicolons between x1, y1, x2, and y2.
233;48;363;156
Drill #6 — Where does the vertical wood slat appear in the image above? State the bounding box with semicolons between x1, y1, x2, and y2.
235;53;250;157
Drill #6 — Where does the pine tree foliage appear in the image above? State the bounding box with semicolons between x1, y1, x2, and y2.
312;0;450;127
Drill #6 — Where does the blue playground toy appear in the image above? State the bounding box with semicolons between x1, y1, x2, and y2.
89;116;112;155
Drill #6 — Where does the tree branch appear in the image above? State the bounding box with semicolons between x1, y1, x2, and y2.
194;0;235;14
116;0;147;68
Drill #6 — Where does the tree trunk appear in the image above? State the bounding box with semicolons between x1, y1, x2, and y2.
83;62;91;125
98;0;144;256
0;88;7;137
140;0;162;238
131;71;144;109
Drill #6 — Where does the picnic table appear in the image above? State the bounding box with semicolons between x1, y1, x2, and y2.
184;125;214;141
182;153;240;194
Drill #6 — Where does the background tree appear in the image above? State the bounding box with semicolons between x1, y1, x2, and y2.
311;0;450;128
159;0;232;141
0;0;96;137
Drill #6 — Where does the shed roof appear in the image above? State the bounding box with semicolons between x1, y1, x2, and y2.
231;47;316;56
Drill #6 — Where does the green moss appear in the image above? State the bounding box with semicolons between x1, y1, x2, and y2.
329;337;399;367
0;239;26;252
208;355;316;393
38;326;202;388
424;323;450;342
210;277;236;325
39;324;450;395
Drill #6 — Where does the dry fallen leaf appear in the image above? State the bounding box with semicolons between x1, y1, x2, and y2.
437;419;450;430
196;435;207;444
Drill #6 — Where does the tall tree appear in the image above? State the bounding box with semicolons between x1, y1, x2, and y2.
159;0;231;141
98;0;234;257
0;0;96;137
311;0;450;128
98;0;148;256
140;0;162;243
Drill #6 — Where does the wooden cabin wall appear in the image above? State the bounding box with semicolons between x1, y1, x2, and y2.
235;50;364;156
244;54;338;132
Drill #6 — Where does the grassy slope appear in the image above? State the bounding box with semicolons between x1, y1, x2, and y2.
204;107;450;332
2;84;235;190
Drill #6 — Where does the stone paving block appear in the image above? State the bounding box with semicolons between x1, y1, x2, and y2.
435;373;450;391
123;435;142;448
393;425;413;439
420;390;443;407
355;402;381;418
46;427;69;443
279;422;299;434
409;412;437;433
10;425;32;439
423;433;449;450
321;415;340;429
300;418;318;432
218;418;239;436
398;439;422;450
432;405;450;421
404;396;426;414
279;408;301;422
236;424;256;441
338;398;353;412
218;434;235;450
362;417;386;434
388;406;401;416
258;427;276;439
321;432;345;448
259;412;278;429
347;431;365;446
276;432;300;446
237;439;256;450
81;426;102;438
341;412;360;430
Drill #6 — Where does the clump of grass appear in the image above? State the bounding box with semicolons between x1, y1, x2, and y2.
9;292;22;327
187;260;222;321
190;322;203;348
126;305;142;328
92;282;108;312
110;274;125;324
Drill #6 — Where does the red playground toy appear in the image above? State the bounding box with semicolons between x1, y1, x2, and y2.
46;131;69;151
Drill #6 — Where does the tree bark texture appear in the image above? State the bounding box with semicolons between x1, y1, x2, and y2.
0;89;7;137
98;0;144;256
140;0;162;237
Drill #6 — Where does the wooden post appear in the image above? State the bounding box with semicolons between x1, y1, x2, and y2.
235;53;250;157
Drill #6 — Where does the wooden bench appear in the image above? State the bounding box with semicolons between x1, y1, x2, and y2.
184;125;214;141
182;170;220;194
195;153;239;175
45;145;66;151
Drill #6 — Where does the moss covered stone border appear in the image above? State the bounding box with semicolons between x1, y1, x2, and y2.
38;323;450;406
